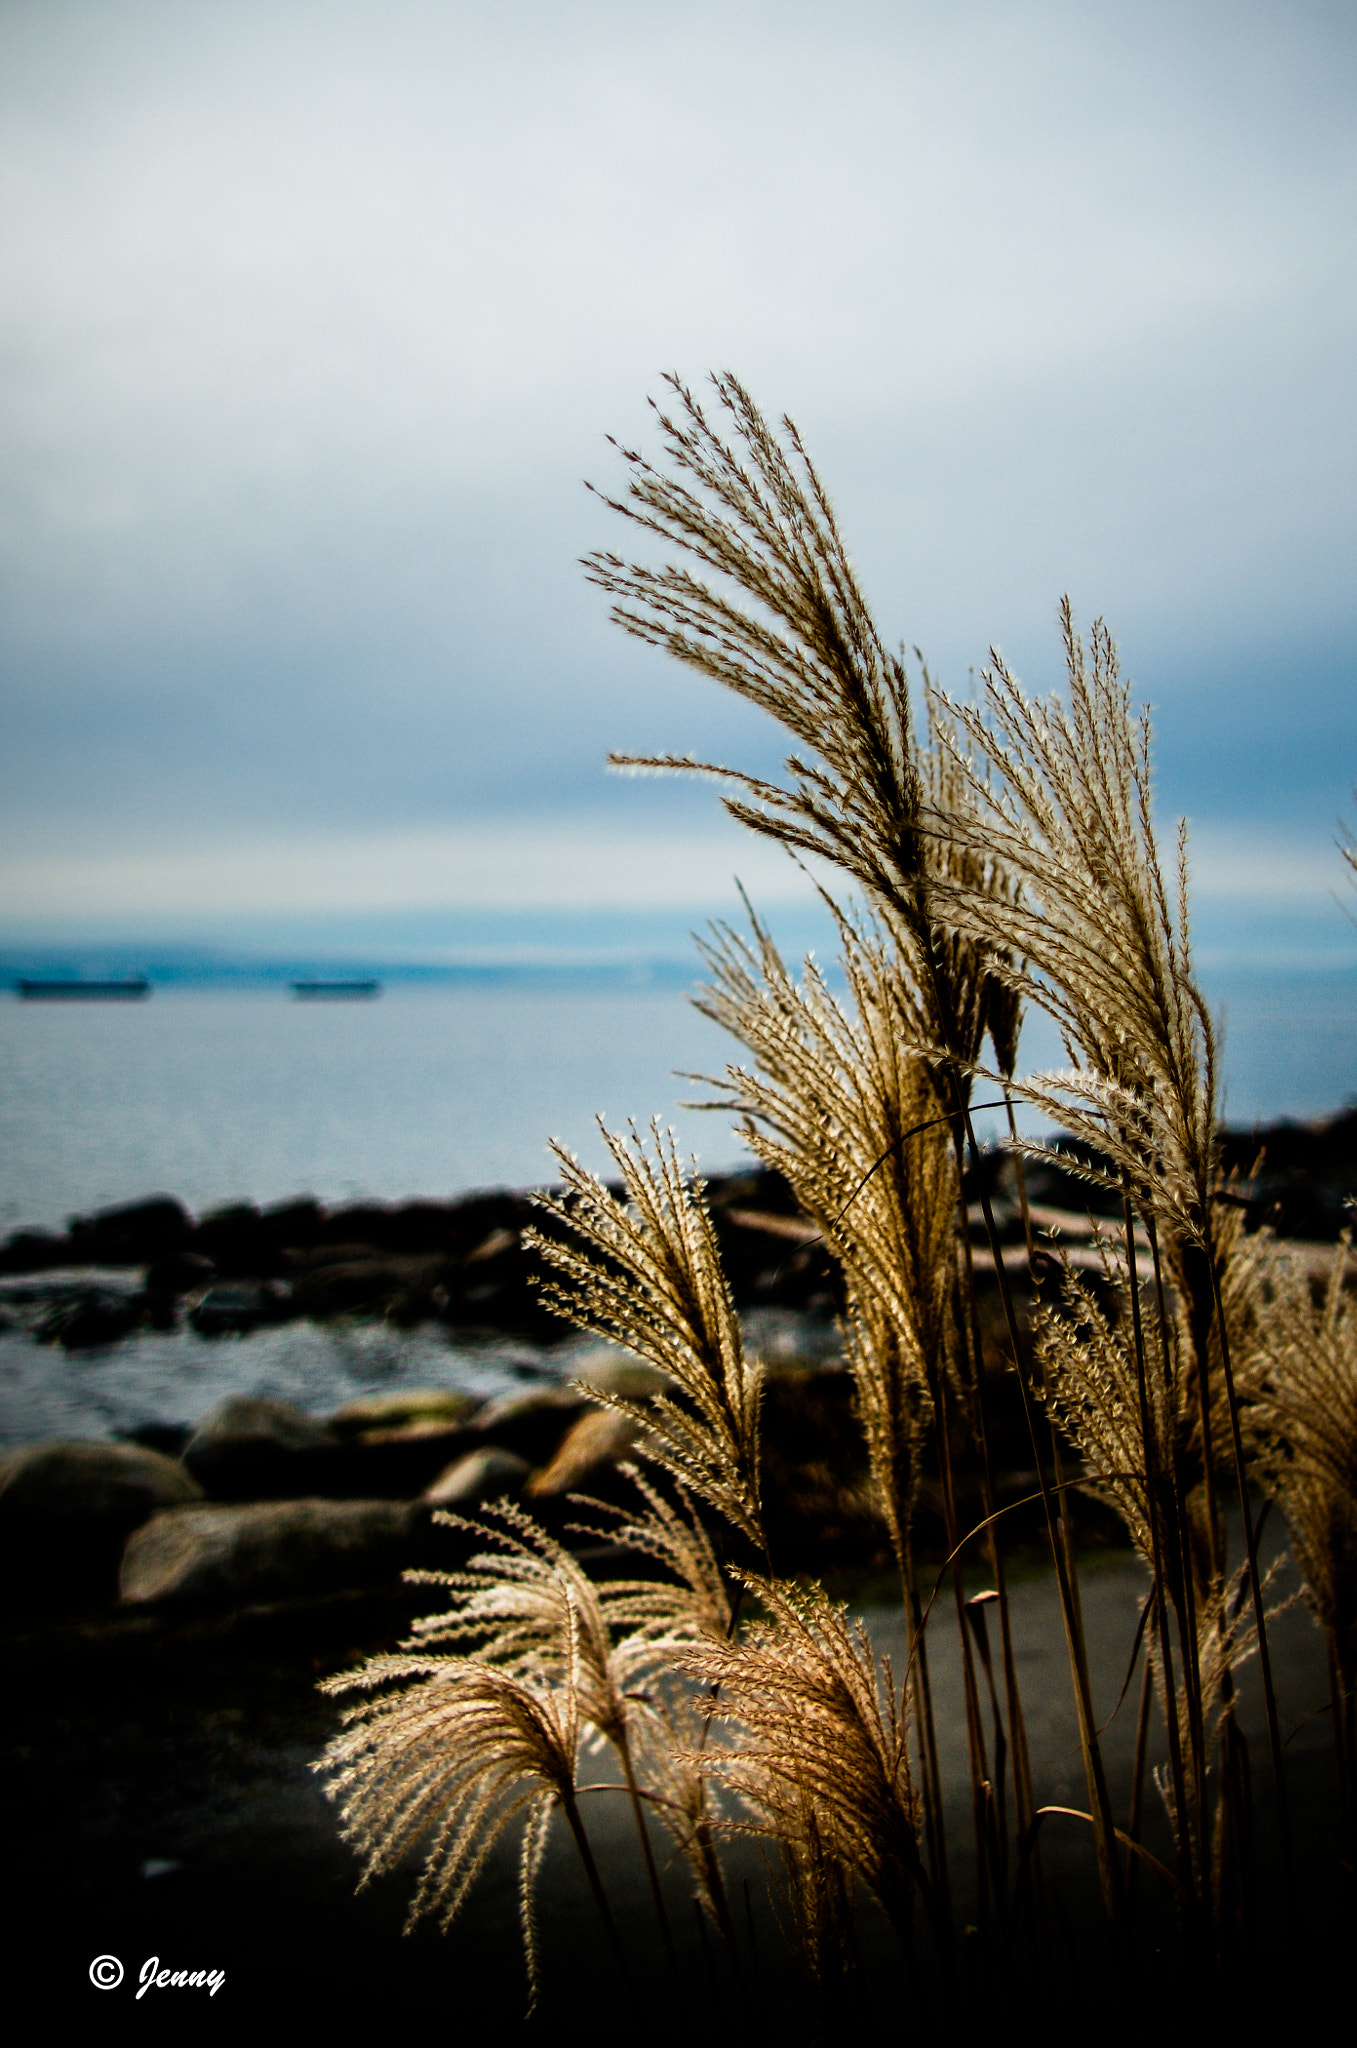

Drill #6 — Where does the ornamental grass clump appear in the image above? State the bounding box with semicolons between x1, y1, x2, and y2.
319;1612;596;2009
589;373;1049;1924
316;369;1350;2021
1246;1236;1357;1863
682;1574;932;1957
929;614;1294;1910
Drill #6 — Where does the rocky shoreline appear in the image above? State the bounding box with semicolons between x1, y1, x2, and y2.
3;1108;1353;2020
3;1107;1353;1622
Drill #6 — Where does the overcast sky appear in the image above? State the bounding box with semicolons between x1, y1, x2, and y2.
1;0;1354;963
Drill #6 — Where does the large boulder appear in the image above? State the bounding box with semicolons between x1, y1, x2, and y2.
35;1289;143;1349
438;1223;568;1337
182;1396;339;1500
65;1196;193;1267
0;1439;204;1603
525;1409;643;1504
470;1386;588;1467
0;1438;204;1521
144;1249;216;1297
119;1498;421;1608
327;1389;482;1438
571;1344;674;1400
189;1282;291;1336
322;1389;485;1498
0;1228;70;1276
423;1447;531;1508
189;1203;272;1276
288;1253;447;1320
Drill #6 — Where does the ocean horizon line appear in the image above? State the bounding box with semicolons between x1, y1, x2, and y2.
4;938;1356;994
0;946;714;992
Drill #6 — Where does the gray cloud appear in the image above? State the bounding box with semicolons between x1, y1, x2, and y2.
1;0;1354;932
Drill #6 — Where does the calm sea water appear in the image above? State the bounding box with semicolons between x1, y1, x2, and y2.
2;968;1353;1236
1;967;1351;1448
0;982;758;1237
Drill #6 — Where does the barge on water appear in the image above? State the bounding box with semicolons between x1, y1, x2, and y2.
15;978;151;1000
290;980;381;1000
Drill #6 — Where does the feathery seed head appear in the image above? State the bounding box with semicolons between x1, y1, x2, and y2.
526;1119;765;1550
681;1575;925;1947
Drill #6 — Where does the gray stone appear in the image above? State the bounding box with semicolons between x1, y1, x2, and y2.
120;1497;419;1608
422;1447;531;1507
189;1282;288;1336
470;1385;587;1465
571;1343;675;1400
36;1289;142;1349
144;1250;216;1297
289;1254;446;1318
182;1395;337;1501
330;1419;483;1500
525;1408;643;1500
0;1439;204;1523
327;1388;482;1438
0;1439;204;1604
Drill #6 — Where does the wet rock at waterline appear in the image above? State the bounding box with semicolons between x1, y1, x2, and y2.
182;1395;340;1500
525;1408;644;1503
422;1447;532;1506
65;1196;194;1268
287;1252;447;1321
0;1163;869;1327
35;1288;144;1349
330;1419;486;1500
327;1388;481;1437
467;1385;590;1466
189;1281;291;1336
143;1248;216;1297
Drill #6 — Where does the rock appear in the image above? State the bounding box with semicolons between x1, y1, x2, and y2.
526;1408;643;1500
0;1228;70;1276
0;1439;204;1603
758;1364;876;1568
137;1287;180;1332
471;1386;588;1466
65;1196;193;1267
317;1200;459;1256
331;1419;484;1500
423;1448;531;1506
437;1221;570;1337
179;1393;491;1504
189;1203;271;1276
714;1201;840;1311
119;1498;420;1608
0;1438;204;1521
288;1254;446;1319
385;1287;445;1328
144;1249;216;1297
260;1196;325;1242
36;1289;142;1349
127;1423;194;1459
571;1343;674;1400
327;1388;482;1438
182;1396;339;1501
189;1282;290;1336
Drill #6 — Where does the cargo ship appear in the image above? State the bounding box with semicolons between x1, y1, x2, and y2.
15;978;151;1000
290;980;381;999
